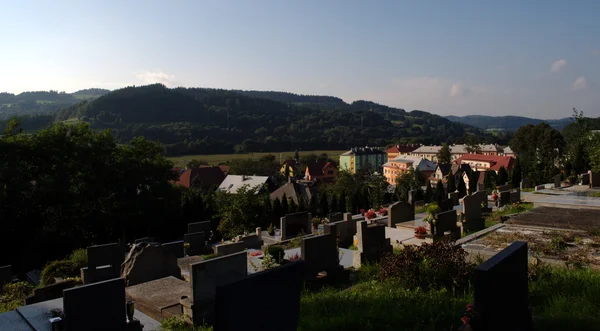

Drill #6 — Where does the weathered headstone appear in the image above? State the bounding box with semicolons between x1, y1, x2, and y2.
438;199;453;212
497;184;511;192
554;174;561;188
474;241;531;331
448;192;458;206
214;261;305;331
353;221;392;268
188;251;248;325
434;210;459;240
520;178;532;189
0;265;11;286
82;243;124;284
510;188;521;203
121;242;182;287
534;184;545;191
498;191;510;207
387;201;413;228
301;232;340;280
462;194;484;231
162;240;184;258
328;212;343;222
63;278;127;331
473;191;488;212
188;221;211;235
581;173;590;186
213;234;263;255
184;231;206;256
590;171;600;188
25;279;76;304
323;213;360;247
280;211;311;240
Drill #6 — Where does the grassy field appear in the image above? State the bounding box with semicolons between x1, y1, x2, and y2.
168;150;347;167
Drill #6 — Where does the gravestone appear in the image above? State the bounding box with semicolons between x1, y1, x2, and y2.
497;184;511;192
554;174;561;188
510;188;521;203
0;265;11;286
214;261;305;331
162;240;184;258
280;211;311;240
184;231;206;256
188;221;211;235
477;183;486;192
534;184;545;191
462;194;484;231
438;199;453;212
474;241;531;331
25;279;76;304
590;171;600;188
214;234;263;255
387;201;413;228
581;173;590;185
188;251;248;325
134;237;154;245
520;178;532;189
472;191;488;212
448;192;458;206
301;232;340;280
498;191;510;207
414;200;425;208
323;213;360;247
121;242;181;287
63;278;127;331
328;212;343;222
82;243;124;284
434;210;459;240
353;221;392;268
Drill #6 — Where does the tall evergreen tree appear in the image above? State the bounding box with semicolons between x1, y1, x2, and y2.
497;166;508;186
308;193;317;215
511;158;522;188
351;191;361;214
447;173;456;193
484;170;497;191
319;191;329;216
339;192;347;213
437;143;452;164
271;198;282;223
289;199;297;213
330;194;338;214
435;180;445;202
281;193;289;215
457;174;467;198
425;180;433;203
297;194;307;212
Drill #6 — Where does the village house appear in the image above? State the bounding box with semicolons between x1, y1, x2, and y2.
385;144;420;160
453;154;515;173
305;161;337;182
173;166;226;191
339;147;387;174
270;179;318;205
383;155;437;185
279;159;298;177
410;144;503;162
217;174;277;194
502;146;515;158
430;163;472;185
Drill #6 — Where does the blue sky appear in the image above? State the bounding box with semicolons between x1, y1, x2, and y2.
1;1;599;118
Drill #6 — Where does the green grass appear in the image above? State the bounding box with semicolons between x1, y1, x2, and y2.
522;188;535;192
168;150;346;167
484;202;534;228
587;192;600;198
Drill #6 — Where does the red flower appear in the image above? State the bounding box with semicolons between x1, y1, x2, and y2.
466;307;473;313
461;316;470;325
466;304;473;309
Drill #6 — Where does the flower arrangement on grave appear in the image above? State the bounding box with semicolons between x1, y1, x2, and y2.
288;253;301;262
311;217;321;228
249;251;263;257
365;209;377;220
378;207;388;216
183;242;190;249
458;303;481;331
414;226;427;239
491;190;499;201
359;208;366;216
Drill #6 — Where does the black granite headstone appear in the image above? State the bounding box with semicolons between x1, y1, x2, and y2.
474;241;531;331
188;221;211;235
162;240;184;258
214;261;305;331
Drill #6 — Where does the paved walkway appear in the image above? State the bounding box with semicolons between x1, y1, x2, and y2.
523;192;600;209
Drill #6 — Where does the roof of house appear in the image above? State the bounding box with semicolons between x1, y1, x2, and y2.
218;165;230;176
341;146;386;156
436;164;452;176
383;155;437;172
270;181;318;205
175;167;225;189
217;175;271;194
451;163;471;175
281;159;297;168
411;144;502;155
454;154;515;172
386;144;420;154
503;146;514;155
306;161;336;177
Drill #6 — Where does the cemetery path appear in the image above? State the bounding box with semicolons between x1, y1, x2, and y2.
523;192;600;209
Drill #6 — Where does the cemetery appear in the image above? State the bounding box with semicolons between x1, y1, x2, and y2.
3;190;600;330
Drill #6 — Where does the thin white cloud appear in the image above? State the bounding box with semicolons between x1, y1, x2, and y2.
550;59;567;73
593;50;600;56
450;83;464;97
136;71;176;86
572;76;588;90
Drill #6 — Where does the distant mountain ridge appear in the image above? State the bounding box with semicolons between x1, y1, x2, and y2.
445;115;572;132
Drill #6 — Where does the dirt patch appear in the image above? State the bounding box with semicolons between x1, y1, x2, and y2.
507;207;600;230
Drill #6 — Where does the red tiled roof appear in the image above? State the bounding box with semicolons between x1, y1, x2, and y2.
454;154;514;172
175;167;225;189
386;144;420;154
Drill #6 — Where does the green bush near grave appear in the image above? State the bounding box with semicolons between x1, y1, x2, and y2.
266;245;285;263
484;201;534;228
199;253;221;261
160;315;212;331
0;281;34;313
40;260;78;286
69;248;88;271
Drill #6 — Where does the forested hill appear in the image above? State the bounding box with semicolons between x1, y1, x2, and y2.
446;115;572;132
0;88;110;119
13;84;504;156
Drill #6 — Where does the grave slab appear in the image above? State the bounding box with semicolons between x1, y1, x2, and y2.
126;276;190;321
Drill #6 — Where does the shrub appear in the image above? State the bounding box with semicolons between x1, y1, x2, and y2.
267;223;275;236
0;281;34;313
378;241;474;292
425;203;440;216
266;245;285;263
69;249;88;271
41;260;78;286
